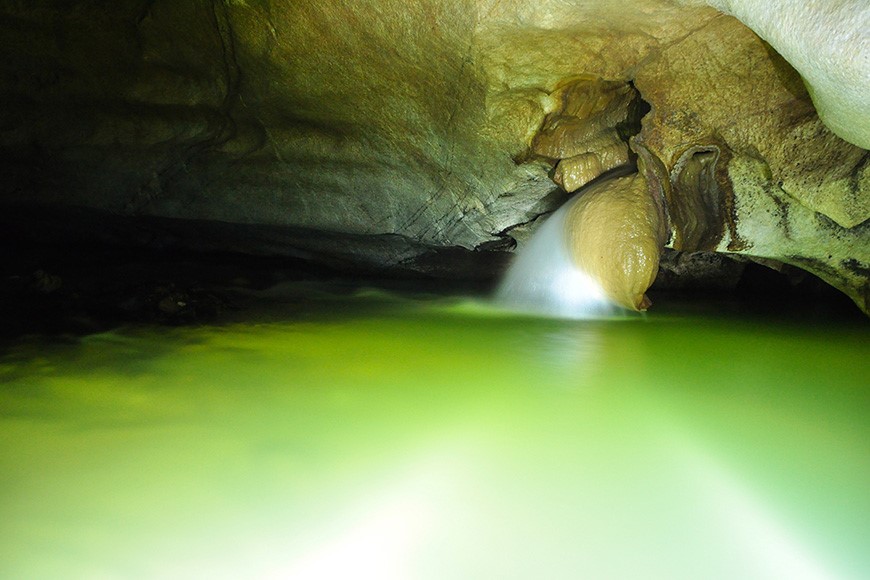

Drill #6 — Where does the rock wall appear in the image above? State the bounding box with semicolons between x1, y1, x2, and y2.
0;1;867;310
632;15;869;311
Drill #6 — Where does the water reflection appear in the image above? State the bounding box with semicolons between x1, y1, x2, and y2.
524;324;603;384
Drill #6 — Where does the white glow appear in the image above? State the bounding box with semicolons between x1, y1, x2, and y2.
495;194;617;319
658;428;845;580
265;446;466;580
694;455;839;580
272;495;431;580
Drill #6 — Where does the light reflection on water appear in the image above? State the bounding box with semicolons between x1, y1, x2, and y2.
0;290;867;579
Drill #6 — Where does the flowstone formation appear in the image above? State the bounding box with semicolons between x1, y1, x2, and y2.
0;0;867;312
565;173;666;311
528;76;644;194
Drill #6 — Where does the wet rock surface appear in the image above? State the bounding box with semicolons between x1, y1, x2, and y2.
565;173;665;311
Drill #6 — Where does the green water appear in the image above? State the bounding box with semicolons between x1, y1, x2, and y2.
1;288;868;579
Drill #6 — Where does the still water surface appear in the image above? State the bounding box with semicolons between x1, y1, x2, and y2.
1;286;868;579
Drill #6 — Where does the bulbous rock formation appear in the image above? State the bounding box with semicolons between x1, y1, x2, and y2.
0;0;867;313
565;173;667;311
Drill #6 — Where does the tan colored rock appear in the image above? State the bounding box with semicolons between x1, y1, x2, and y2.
553;139;631;193
695;0;870;150
635;16;868;228
530;76;641;192
531;78;637;158
565;173;667;311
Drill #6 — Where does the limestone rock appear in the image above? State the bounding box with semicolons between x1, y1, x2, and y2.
655;249;746;290
553;141;631;194
529;76;642;193
703;0;870;150
565;174;667;311
633;14;869;312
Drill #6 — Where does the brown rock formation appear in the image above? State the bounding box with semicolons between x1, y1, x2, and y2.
565;173;667;310
530;76;642;193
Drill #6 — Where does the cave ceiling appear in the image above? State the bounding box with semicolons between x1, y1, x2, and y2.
0;0;867;311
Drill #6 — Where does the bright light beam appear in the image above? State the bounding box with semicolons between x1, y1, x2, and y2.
673;437;843;580
268;446;467;580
